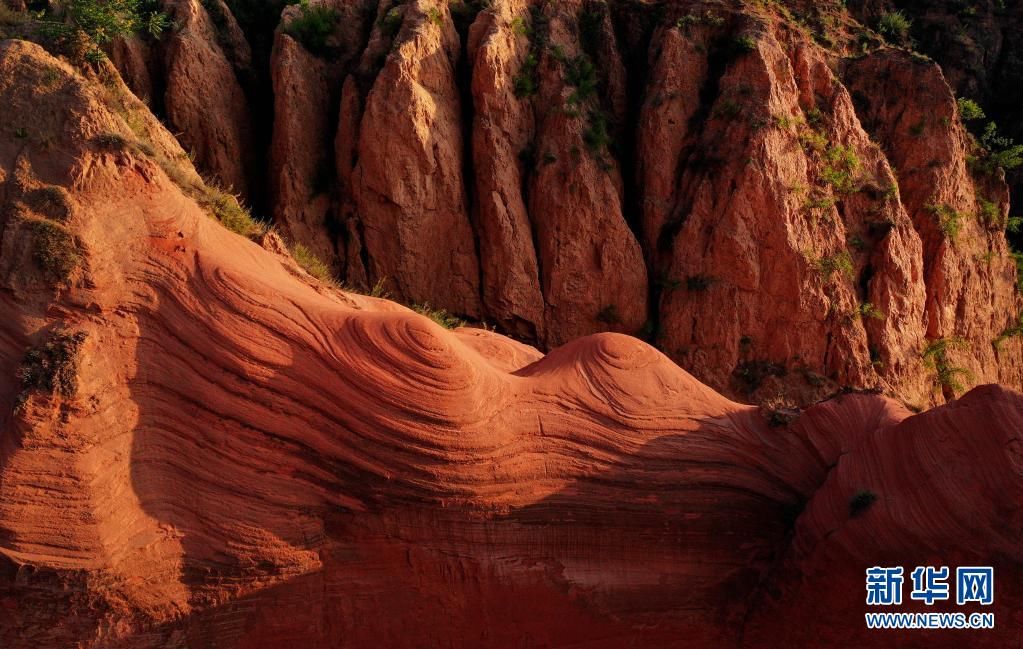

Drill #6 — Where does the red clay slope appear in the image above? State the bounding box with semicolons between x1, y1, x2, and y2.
0;40;1022;648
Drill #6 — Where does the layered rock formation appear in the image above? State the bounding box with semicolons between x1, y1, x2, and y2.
258;0;1023;407
90;0;1023;408
2;39;1023;649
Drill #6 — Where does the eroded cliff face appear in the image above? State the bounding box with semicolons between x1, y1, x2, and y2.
247;0;1021;408
2;41;1023;648
108;0;257;198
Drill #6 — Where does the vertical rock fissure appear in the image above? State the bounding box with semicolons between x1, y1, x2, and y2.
608;0;659;339
451;2;486;312
223;0;293;215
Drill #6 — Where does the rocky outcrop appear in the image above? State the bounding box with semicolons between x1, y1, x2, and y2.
253;0;1023;407
2;41;1023;648
108;0;256;197
346;0;481;317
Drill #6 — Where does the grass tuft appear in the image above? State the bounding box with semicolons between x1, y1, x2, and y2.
413;303;465;329
26;218;81;283
288;241;333;282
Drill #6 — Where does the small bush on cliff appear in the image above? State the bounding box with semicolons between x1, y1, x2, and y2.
877;11;911;45
512;7;548;99
849;489;877;517
564;55;598;105
582;111;612;153
285;0;340;56
993;311;1023;350
733;34;757;54
65;0;168;43
28;0;168;61
17;331;88;402
926;203;963;240
821;145;861;194
513;52;539;98
957;97;986;122
816;250;855;281
675;10;724;31
854;302;885;321
922;337;974;395
971;122;1023;175
976;195;1003;230
26;186;73;222
378;6;403;37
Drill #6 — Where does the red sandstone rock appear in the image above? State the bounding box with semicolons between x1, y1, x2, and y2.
347;0;481;316
2;39;1023;648
162;0;254;196
250;1;1022;407
109;0;255;197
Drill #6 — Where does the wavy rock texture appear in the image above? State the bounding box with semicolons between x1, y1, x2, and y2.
2;39;1023;649
254;0;1023;408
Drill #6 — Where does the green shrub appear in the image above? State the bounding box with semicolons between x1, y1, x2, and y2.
816;250;855;280
17;331;88;400
285;0;340;56
95;131;129;148
582;111;612;153
922;337;973;394
798;128;828;153
510;15;529;36
972;122;1023;174
993;311;1023;349
733;34;757;53
957;97;986;121
378;6;403;37
805;107;825;127
804;193;836;213
849;489;877;517
26;186;72;222
927;203;963;240
877;11;911;44
976;195;1002;230
857;302;885;320
676;10;724;31
64;0;168;43
821;145;861;194
513;52;539;98
564;55;597;104
1014;250;1023;292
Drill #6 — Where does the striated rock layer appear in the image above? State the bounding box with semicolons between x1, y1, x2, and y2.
2;39;1023;648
